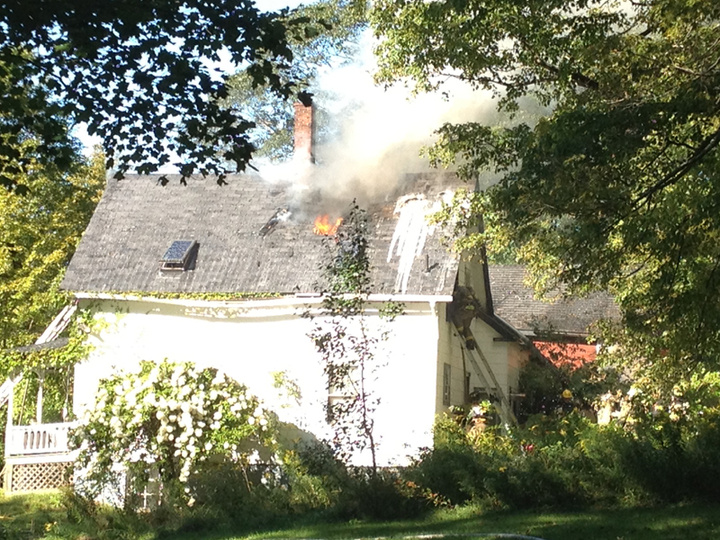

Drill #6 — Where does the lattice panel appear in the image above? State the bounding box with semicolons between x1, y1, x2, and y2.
9;462;72;492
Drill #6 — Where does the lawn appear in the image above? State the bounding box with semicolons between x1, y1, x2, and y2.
1;491;719;540
229;504;720;540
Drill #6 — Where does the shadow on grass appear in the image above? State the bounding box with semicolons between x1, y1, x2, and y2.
177;503;720;540
3;491;718;540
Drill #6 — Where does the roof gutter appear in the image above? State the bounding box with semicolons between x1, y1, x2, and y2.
72;292;453;308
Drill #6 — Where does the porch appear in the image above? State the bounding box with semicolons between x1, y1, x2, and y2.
1;305;78;492
4;423;77;492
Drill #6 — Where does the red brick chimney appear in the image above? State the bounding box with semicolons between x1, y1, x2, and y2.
293;99;315;164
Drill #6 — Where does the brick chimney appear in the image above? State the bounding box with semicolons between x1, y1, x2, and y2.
293;99;315;164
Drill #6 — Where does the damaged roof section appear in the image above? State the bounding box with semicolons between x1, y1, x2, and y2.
62;172;470;297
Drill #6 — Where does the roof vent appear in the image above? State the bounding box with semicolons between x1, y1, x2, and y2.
160;240;198;272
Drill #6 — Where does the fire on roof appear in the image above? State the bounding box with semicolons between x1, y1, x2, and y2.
313;215;343;236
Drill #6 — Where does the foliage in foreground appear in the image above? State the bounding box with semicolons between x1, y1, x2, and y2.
374;0;720;384
0;151;104;350
412;405;720;510
67;357;720;533
71;360;278;507
7;485;720;540
0;0;310;188
68;396;720;533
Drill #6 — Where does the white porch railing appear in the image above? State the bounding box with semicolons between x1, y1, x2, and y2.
6;422;76;457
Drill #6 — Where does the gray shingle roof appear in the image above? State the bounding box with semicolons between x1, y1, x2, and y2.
62;172;469;296
488;265;619;336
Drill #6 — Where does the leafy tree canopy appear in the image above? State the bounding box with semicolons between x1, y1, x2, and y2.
0;147;104;349
373;0;720;382
0;0;313;190
225;0;367;160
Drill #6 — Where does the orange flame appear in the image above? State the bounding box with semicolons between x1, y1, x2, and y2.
313;215;343;236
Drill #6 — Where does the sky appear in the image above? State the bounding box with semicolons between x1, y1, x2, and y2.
78;0;499;186
76;0;306;156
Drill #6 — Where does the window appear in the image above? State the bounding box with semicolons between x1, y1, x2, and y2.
443;363;451;406
327;365;357;423
160;240;198;272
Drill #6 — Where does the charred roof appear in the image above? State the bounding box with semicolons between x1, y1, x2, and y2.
62;172;470;297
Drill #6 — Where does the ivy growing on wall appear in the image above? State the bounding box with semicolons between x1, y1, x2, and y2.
307;203;402;474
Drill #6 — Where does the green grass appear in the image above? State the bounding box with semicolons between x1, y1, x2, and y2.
0;490;66;538
1;492;719;540
173;504;720;540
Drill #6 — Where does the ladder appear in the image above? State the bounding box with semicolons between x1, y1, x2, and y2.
456;324;518;426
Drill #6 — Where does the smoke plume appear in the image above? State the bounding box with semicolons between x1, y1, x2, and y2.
254;30;499;211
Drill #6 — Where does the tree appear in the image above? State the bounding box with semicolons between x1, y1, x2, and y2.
0;0;309;189
372;0;720;383
225;0;366;160
308;204;401;473
0;148;104;349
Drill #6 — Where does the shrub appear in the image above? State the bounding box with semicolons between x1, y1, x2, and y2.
286;440;430;520
410;404;720;511
71;359;278;508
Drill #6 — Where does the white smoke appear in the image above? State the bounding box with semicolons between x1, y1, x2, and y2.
255;29;499;208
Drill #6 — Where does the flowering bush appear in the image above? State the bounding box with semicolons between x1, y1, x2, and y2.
71;359;278;506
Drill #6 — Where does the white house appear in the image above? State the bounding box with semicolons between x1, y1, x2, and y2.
59;170;530;464
3;104;539;491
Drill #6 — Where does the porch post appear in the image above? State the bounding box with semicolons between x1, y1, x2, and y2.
36;370;44;424
4;380;13;491
6;380;13;448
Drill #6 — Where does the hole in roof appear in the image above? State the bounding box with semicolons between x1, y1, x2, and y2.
160;240;198;272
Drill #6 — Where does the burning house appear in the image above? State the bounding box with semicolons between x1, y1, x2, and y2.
2;102;541;491
56;170;531;464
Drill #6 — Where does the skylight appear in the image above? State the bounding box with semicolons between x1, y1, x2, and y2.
160;240;197;272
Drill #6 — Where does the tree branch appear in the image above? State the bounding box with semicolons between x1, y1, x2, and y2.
631;125;720;211
535;58;599;90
